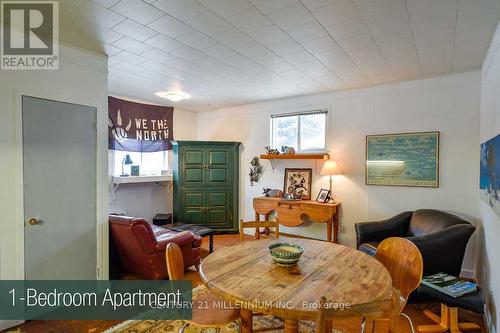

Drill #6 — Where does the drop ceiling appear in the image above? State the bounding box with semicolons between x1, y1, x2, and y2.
59;0;500;111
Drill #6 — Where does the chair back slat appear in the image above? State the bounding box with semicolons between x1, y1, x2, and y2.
375;237;423;304
166;243;185;280
239;219;279;241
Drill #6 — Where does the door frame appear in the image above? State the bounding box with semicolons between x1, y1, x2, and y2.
8;87;108;281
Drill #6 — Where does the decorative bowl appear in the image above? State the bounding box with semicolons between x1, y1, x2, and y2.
269;243;304;266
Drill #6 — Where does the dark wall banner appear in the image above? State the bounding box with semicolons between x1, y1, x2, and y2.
108;96;174;152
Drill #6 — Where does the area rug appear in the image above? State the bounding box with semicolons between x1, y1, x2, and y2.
105;286;342;333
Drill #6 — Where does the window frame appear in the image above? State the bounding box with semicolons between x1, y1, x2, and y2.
112;150;168;177
270;108;329;153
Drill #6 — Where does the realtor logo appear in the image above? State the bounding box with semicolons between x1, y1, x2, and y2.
1;1;59;70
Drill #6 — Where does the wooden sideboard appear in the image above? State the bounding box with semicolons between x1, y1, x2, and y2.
253;197;341;243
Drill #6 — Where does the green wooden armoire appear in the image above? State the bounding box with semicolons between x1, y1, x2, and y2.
172;141;241;232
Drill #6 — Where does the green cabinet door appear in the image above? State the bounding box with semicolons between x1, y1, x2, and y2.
206;149;231;185
206;191;232;228
182;148;205;185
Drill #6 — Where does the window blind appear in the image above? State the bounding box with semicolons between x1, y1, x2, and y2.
271;109;328;118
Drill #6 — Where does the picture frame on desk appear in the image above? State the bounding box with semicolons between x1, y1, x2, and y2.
316;188;330;203
284;168;312;200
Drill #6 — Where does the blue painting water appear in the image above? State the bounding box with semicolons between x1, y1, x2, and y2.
479;134;500;210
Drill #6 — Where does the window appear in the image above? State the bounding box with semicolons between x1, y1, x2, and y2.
113;150;168;176
271;110;328;152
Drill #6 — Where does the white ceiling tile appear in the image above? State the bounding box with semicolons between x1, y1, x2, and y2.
248;0;299;14
226;7;274;33
337;33;380;59
411;12;457;32
85;23;124;44
281;50;317;64
295;59;327;72
457;5;500;30
111;0;164;24
76;1;126;29
111;50;148;65
418;41;454;59
302;36;341;53
456;24;497;45
301;0;337;11
406;0;457;18
144;34;184;52
267;3;315;30
413;28;455;48
364;17;411;39
221;54;253;67
213;28;253;47
112;37;153;54
287;21;327;42
249;25;289;46
280;69;306;79
267;38;304;56
109;58;145;74
232;40;269;57
324;17;368;40
311;0;359;27
356;0;407;24
459;0;500;12
239;62;269;75
92;0;120;8
111;19;157;41
151;0;205;21
141;48;177;64
169;46;207;61
103;44;123;56
203;43;241;60
148;15;193;38
252;52;283;65
186;11;232;36
453;38;491;71
177;30;217;49
265;60;296;72
196;0;252;18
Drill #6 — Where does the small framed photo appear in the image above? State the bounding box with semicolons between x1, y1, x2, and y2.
283;168;312;200
316;189;330;203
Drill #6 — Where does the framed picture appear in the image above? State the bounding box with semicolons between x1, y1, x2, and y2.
480;133;500;217
316;189;330;203
284;168;312;200
366;131;439;187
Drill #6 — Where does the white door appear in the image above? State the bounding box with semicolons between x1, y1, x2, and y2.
23;96;97;280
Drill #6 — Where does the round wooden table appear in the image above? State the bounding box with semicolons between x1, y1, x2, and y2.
199;238;393;333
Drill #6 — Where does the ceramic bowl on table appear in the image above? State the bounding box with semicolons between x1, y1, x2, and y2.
269;242;304;266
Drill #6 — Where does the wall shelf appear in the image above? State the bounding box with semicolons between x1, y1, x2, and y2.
112;174;173;193
260;153;330;169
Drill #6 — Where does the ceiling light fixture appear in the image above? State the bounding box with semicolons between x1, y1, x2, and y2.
155;91;191;102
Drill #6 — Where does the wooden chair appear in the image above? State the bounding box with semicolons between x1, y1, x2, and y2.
361;237;424;333
239;219;279;242
165;243;240;332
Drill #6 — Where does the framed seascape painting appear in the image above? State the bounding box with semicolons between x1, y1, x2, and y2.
480;133;500;216
366;131;439;187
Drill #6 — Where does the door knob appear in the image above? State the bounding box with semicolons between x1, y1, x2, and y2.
27;217;40;225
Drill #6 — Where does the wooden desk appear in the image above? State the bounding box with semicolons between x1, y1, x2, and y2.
199;238;393;333
253;197;341;243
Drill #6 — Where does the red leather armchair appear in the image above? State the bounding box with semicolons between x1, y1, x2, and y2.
109;215;202;279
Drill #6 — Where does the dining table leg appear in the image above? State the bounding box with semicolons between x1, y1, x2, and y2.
240;308;253;333
284;319;299;333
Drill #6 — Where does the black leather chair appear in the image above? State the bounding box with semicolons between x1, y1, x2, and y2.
355;209;475;277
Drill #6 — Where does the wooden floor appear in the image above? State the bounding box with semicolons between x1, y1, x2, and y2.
4;234;486;333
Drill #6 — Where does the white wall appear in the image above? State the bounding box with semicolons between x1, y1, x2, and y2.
108;108;198;222
197;71;480;276
478;22;500;333
0;44;108;330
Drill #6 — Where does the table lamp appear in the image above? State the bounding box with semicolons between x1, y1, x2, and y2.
320;160;342;203
121;154;133;177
